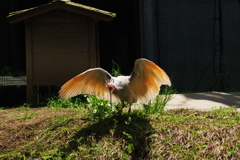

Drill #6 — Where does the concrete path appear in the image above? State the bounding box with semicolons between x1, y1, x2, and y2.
165;92;240;111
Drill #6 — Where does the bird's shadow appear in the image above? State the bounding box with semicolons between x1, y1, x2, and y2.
60;113;155;159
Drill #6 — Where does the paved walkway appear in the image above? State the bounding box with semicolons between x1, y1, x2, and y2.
165;92;240;111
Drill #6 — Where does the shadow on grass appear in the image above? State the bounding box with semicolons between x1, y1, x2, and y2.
61;113;154;159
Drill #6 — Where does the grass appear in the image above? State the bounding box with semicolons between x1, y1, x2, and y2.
0;95;239;159
142;86;176;116
15;103;36;120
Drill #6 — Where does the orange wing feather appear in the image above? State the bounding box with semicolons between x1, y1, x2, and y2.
59;68;120;103
128;58;171;103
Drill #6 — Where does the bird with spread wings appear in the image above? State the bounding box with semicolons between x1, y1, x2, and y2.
59;58;171;115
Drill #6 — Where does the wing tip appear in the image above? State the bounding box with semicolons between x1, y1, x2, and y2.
137;58;172;86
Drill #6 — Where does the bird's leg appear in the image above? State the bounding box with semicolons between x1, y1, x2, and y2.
117;102;125;116
128;105;132;115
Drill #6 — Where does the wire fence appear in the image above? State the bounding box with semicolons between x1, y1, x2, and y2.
0;76;26;86
140;0;240;92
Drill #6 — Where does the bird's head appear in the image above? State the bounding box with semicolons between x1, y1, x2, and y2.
105;79;115;93
107;84;115;93
105;79;115;108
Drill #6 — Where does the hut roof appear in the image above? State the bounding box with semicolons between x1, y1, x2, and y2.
7;0;116;24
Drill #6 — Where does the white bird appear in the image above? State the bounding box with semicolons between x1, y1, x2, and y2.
59;58;171;114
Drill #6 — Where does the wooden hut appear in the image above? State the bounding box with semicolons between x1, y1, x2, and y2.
7;0;116;102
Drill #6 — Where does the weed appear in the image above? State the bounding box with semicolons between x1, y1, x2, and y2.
16;103;36;120
54;117;70;127
111;60;122;77
48;96;83;109
17;103;31;111
21;111;36;120
142;86;176;115
83;95;113;121
48;95;120;121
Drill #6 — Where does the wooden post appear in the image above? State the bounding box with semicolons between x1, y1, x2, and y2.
25;19;34;102
88;18;100;67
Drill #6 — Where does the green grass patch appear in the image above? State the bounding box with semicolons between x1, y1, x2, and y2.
0;103;239;159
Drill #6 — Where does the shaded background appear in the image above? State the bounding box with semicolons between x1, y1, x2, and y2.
1;0;240;106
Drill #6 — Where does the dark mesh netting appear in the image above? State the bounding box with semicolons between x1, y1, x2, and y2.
140;0;240;92
221;1;240;91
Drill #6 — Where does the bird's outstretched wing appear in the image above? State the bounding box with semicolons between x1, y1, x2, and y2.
59;68;120;103
129;58;171;103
